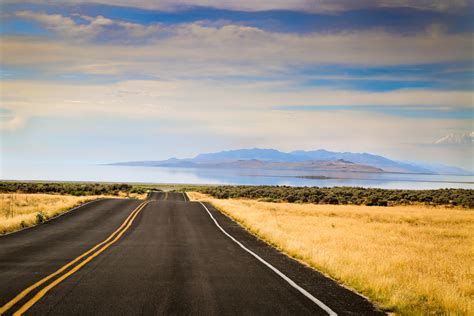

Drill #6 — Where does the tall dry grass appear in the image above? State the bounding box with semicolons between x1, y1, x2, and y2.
189;192;474;315
0;193;144;234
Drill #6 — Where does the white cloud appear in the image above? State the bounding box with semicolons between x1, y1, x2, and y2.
1;79;472;121
0;110;26;131
435;132;474;145
14;11;166;40
3;8;473;168
2;17;472;80
4;0;470;13
1;78;472;168
1;79;472;144
15;11;98;39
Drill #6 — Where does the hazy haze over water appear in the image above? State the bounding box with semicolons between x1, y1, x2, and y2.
2;163;473;190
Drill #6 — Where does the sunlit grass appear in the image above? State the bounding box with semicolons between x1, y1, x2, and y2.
0;192;145;234
189;192;474;315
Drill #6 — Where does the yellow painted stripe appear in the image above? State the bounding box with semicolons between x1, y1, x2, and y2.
0;200;148;315
14;202;147;315
13;201;148;315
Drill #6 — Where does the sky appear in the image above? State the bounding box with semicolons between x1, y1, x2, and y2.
0;0;473;171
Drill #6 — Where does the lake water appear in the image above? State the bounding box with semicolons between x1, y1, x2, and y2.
2;163;473;190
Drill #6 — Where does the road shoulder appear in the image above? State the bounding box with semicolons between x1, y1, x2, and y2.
200;201;385;315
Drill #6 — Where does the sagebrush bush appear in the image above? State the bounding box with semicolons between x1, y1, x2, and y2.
194;185;474;208
0;182;162;197
36;211;48;223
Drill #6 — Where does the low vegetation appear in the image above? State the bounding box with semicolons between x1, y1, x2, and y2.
0;181;153;196
0;181;160;234
0;181;205;234
0;193;105;234
192;185;474;208
189;192;474;315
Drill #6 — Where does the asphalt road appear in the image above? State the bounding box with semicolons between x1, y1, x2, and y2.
0;192;383;315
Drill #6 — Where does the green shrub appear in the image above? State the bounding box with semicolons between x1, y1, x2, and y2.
197;185;474;208
0;182;134;196
36;211;48;224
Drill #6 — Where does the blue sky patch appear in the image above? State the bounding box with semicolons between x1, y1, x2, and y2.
2;2;473;35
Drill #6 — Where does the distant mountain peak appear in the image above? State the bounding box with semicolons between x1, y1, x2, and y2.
337;159;353;164
110;147;472;175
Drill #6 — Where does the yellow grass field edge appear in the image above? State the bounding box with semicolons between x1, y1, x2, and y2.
0;193;146;234
187;192;474;315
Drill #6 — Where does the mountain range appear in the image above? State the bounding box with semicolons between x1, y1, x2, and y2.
110;148;471;175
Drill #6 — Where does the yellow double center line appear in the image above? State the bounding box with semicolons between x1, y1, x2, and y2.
1;200;150;316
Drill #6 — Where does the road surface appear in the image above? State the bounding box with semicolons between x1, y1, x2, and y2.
0;192;383;315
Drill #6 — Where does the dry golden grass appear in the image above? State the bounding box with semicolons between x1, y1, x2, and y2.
0;193;146;234
189;192;474;315
117;192;147;200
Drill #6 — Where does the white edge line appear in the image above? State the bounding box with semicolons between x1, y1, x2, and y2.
182;192;188;202
198;201;337;316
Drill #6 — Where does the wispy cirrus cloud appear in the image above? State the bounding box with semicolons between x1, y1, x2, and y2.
435;132;474;145
276;105;474;120
2;79;472;127
2;78;472;167
0;109;25;131
2;13;472;80
2;12;472;133
4;1;472;36
1;2;473;169
3;0;471;13
13;11;166;40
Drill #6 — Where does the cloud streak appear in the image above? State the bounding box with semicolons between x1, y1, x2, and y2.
4;0;471;13
3;78;472;167
2;14;472;83
435;132;474;145
1;79;472;129
14;11;166;40
1;3;472;169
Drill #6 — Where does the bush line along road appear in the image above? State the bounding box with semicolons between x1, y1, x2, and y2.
1;182;473;207
194;185;474;208
0;192;384;315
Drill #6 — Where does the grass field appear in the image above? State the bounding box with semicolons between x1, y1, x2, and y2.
189;192;474;315
0;193;145;234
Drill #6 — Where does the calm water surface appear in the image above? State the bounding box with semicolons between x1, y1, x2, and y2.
2;163;473;190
